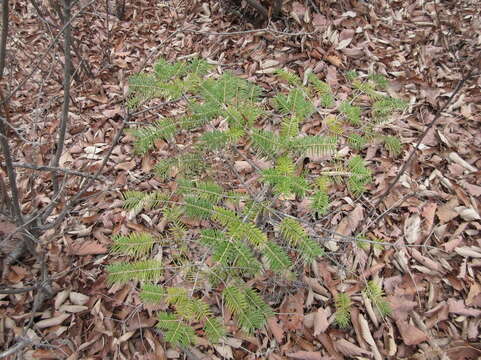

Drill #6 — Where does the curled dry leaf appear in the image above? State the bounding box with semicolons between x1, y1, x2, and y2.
69;291;89;306
59;305;88;313
447;299;481;317
358;313;382;360
36;313;71;329
54;290;70;309
279;291;305;331
214;344;233;359
455;246;481;258
267;317;285;343
334;338;372;357
69;240;108;256
395;320;428;345
404;214;421;244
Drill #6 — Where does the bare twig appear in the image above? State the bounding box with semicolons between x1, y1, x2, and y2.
0;285;36;295
361;70;475;232
51;0;72;195
0;337;32;359
2;0;97;106
39;112;129;230
0;92;23;226
0;0;8;79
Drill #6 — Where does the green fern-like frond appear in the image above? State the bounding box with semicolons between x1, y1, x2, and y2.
347;156;372;196
122;191;167;213
311;175;330;215
231;241;262;275
308;73;334;108
261;156;308;197
280;115;300;139
368;73;389;89
364;281;391;318
325;115;344;135
243;286;275;319
110;232;156;258
334;292;352;328
223;285;248;314
279;218;323;261
290;135;338;157
383;135;402;156
154;152;206;180
274;88;314;119
372;97;407;121
140;283;166;303
340;101;362;126
311;189;329;216
198;130;233;151
223;285;269;333
204;317;226;343
107;260;163;284
279;217;308;246
251;129;283;159
165;287;190;306
130;119;177;154
183;196;214;220
262;241;292;271
348;133;367;150
178;179;223;203
275;68;302;86
353;80;383;100
177;298;212;321
345;70;358;82
156;312;196;346
169;220;188;241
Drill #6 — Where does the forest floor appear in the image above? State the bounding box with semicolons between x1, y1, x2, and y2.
1;0;480;359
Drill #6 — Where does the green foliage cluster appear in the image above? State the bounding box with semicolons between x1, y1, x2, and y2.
108;58;405;346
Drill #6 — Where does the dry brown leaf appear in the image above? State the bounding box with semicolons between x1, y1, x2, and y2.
404;214;421;244
267;317;285;343
326;56;342;68
334;338;371;357
69;240;108;256
214;344;233;359
466;283;481;306
358;313;382;360
36;313;71;329
69;292;89;306
395;320;428;345
437;198;459;223
447;299;481;317
279;291;305;331
313;307;330;336
234;160;253;173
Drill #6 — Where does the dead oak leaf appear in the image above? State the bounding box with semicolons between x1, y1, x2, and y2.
448;299;481;317
69;240;108;255
334;338;372;357
396;320;428;345
279;291;305;331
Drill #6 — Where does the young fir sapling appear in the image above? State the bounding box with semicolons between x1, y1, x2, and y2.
107;57;406;346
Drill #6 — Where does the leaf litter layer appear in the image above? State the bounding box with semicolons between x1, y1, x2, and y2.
1;0;480;359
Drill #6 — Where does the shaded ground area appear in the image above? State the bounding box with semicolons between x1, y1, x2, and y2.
1;0;480;358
